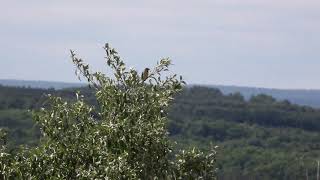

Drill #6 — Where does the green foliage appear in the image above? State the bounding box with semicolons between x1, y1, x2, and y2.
3;84;320;179
0;44;217;179
0;109;39;148
168;87;320;180
170;86;320;131
174;147;217;178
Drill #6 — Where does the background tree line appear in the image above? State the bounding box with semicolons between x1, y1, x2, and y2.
1;84;320;179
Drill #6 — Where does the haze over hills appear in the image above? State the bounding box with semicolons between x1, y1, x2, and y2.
0;79;85;90
1;79;320;108
209;85;320;108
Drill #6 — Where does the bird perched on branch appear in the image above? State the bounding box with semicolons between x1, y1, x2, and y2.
141;68;150;82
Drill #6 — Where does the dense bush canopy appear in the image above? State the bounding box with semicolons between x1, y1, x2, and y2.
0;44;217;179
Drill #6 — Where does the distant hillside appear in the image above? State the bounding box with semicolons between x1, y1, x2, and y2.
209;85;320;108
2;79;320;107
0;79;85;90
1;85;320;179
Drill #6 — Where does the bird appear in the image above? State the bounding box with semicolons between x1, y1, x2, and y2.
141;68;150;82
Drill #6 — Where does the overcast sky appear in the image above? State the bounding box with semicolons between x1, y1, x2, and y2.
1;0;319;89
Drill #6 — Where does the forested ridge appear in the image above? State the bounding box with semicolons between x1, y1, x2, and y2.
169;86;320;179
1;85;320;179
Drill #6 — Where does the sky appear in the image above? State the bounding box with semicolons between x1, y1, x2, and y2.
0;0;319;89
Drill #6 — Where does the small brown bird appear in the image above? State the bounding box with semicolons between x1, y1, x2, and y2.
141;68;150;82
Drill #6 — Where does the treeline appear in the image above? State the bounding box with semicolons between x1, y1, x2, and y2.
0;85;94;110
168;86;320;179
169;86;320;132
1;85;320;179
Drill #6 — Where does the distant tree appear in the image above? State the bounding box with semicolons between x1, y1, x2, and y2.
250;94;276;104
0;43;217;179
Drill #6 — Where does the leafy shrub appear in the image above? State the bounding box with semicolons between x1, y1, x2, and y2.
0;43;217;179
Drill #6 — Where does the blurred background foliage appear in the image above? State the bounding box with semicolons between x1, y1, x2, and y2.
1;84;320;179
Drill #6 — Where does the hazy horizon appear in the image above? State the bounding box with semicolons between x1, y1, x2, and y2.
1;0;320;89
3;78;320;91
